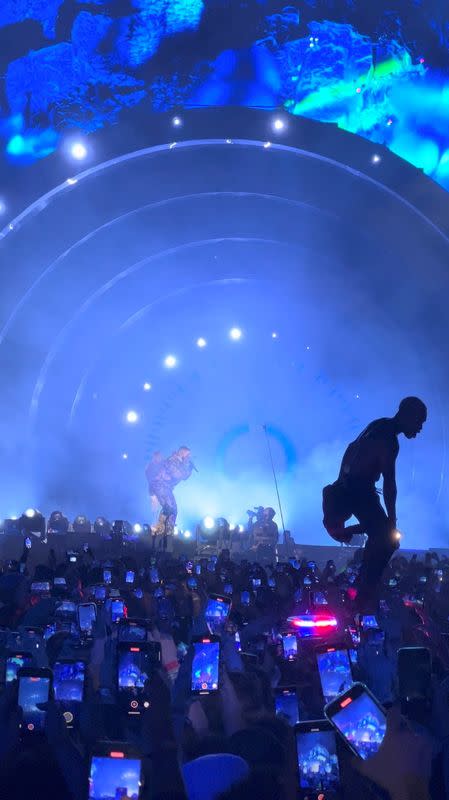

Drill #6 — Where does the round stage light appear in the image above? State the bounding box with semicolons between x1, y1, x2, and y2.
272;332;278;339
133;523;143;534
196;337;207;348
371;153;381;164
273;117;286;132
203;516;216;530
126;410;139;424
184;530;192;539
24;508;36;518
164;354;177;368
70;142;87;160
229;327;242;341
143;382;152;391
0;199;6;215
172;116;182;127
238;524;245;533
122;452;128;460
229;523;236;531
173;526;179;536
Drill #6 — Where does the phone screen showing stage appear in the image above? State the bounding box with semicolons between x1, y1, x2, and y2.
282;634;298;660
275;690;299;725
18;675;51;731
125;571;135;584
89;756;141;800
79;604;97;633
6;654;32;682
118;647;151;692
316;649;353;702
330;692;386;759
296;729;340;792
191;640;219;693
111;599;126;624
205;597;230;623
361;615;378;629
54;661;85;703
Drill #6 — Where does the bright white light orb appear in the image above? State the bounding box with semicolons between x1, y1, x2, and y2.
70;142;87;160
133;523;143;534
371;154;381;164
164;355;177;368
172;116;182;127
126;410;139;424
143;382;152;391
66;178;78;186
203;516;216;530
273;118;285;132
197;337;207;348
238;524;245;532
24;508;36;518
0;199;6;215
184;530;192;539
229;523;236;531
229;327;242;341
272;332;278;339
122;452;128;460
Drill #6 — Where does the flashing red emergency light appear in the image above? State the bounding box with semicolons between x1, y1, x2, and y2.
287;614;338;630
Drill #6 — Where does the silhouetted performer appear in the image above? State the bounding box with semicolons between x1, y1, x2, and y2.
323;397;427;611
145;446;195;546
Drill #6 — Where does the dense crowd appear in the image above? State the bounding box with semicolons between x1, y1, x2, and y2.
0;538;448;800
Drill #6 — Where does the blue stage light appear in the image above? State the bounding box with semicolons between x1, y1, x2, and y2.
164;355;177;368
229;328;242;341
203;516;216;530
70;142;87;160
126;410;139;423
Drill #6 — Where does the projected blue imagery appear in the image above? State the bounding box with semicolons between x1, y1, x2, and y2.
1;1;449;190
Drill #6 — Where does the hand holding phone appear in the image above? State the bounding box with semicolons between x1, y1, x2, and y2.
325;682;386;760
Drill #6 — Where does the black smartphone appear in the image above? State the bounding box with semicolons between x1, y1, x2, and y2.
30;581;51;594
191;636;220;694
110;598;127;624
240;590;250;606
316;646;353;703
282;633;298;661
275;686;300;726
5;651;33;683
205;595;231;624
295;720;341;798
56;600;77;618
53;660;85;703
94;585;107;601
360;615;379;629
89;744;143;800
325;682;386;760
398;647;432;708
18;667;53;733
117;644;152;711
78;603;97;635
118;619;148;643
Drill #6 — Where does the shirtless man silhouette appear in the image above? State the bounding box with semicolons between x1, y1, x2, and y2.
322;397;427;611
